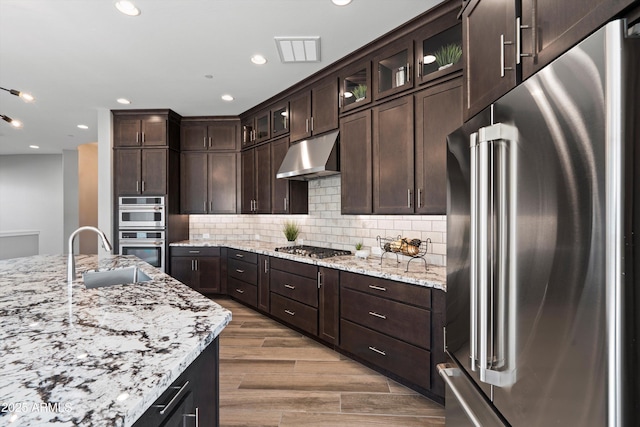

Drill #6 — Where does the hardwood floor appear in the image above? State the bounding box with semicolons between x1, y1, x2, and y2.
216;297;445;427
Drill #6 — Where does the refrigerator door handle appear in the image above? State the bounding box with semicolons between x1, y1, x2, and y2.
476;123;518;388
437;363;507;426
469;132;480;372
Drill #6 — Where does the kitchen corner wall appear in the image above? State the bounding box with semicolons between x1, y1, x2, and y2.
190;176;447;266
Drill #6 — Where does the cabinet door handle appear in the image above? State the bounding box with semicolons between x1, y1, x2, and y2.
368;346;386;356
310;116;314;132
368;311;387;320
317;271;322;289
405;63;411;83
141;132;145;143
204;200;207;212
194;259;198;271
407;189;412;208
517;14;535;62
208;136;212;148
203;136;207;148
141;181;145;193
183;407;199;427
500;34;514;77
136;132;140;144
136;180;139;193
191;259;195;270
210;201;213;212
417;188;422;209
264;259;269;273
236;269;245;273
284;309;295;316
305;118;309;133
284;284;295;290
368;284;387;292
284;197;288;212
235;288;245;294
418;60;423;78
152;381;190;415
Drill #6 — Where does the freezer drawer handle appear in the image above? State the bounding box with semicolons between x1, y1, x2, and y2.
368;346;386;356
368;311;387;320
368;285;387;292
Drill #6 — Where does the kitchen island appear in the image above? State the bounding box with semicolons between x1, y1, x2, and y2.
0;254;231;426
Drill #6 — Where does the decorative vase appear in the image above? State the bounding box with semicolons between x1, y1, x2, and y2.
438;62;453;71
355;250;370;259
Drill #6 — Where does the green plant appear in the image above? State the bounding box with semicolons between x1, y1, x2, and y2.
352;84;367;100
434;43;462;67
355;242;363;251
282;220;300;241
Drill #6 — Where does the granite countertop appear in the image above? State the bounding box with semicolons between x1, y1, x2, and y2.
171;239;446;292
0;254;231;426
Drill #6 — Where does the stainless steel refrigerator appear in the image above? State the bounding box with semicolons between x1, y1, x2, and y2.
440;19;640;426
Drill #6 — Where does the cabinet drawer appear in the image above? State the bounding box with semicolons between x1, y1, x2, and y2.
227;248;257;264
341;319;430;390
341;287;430;349
340;271;431;308
171;246;220;257
228;259;257;285
271;257;317;279
228;277;257;307
270;269;318;308
270;293;318;336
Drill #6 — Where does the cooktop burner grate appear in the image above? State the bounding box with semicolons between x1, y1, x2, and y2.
274;245;352;259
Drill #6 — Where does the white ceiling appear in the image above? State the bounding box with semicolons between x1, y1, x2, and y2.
0;0;443;155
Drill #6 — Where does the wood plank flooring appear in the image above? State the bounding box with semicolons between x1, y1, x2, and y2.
216;297;445;427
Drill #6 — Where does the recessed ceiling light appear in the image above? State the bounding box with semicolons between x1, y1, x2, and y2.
221;94;234;101
117;98;131;105
77;124;89;129
251;55;267;65
332;0;352;5
115;1;140;16
29;145;39;149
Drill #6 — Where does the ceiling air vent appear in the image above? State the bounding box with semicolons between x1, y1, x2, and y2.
275;37;321;63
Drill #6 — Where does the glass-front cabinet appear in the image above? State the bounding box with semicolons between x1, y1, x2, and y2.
339;61;371;113
255;109;270;143
415;9;462;85
271;103;289;137
373;38;414;101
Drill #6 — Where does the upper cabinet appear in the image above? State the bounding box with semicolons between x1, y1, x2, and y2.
242;109;270;148
271;103;289;138
373;38;414;101
289;77;339;143
339;61;372;114
462;0;635;120
415;9;462;85
113;109;180;149
181;118;239;151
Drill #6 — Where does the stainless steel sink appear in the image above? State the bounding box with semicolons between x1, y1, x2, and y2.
83;266;152;289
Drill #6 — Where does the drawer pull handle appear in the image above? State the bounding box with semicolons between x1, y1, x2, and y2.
236;269;245;273
368;311;387;320
368;346;386;356
188;250;200;254
152;381;190;415
235;254;244;258
284;309;296;316
368;285;387;292
284;284;295;290
235;289;245;294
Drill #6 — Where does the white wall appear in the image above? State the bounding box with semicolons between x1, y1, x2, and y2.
0;154;65;255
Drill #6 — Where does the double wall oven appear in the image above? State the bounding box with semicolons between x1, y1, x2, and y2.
118;196;166;272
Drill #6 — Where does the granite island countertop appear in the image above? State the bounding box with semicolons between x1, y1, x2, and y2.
171;239;446;292
0;254;231;426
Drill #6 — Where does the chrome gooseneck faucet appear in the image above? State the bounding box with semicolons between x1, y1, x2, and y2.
67;226;113;282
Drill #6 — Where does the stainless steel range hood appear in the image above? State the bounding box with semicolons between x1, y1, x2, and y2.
276;130;339;180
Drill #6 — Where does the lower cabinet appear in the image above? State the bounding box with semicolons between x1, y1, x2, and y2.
227;249;258;308
170;247;221;294
133;338;219;427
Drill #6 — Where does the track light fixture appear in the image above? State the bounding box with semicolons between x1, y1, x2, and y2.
0;114;23;128
0;86;34;102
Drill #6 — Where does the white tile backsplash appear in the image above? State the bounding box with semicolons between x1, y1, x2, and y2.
189;175;447;266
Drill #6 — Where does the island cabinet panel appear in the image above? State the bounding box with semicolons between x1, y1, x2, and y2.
227;249;258;308
170;247;221;294
133;338;219;427
318;267;339;345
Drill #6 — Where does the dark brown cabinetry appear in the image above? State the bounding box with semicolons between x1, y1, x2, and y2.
339;61;372;113
227;249;258;308
269;257;319;336
340;110;372;214
170;247;221;294
115;148;168;196
414;9;462;86
241;144;271;214
133;338;219;427
339;271;437;396
462;0;518;121
318;267;339;345
373;38;414;100
270;137;308;214
181;118;239;151
181;152;237;214
414;77;463;214
258;255;270;313
372;95;414;214
242;109;271;147
114;114;170;148
289;77;339;142
271;103;289;138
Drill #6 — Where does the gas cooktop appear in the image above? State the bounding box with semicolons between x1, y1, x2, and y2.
274;245;352;259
